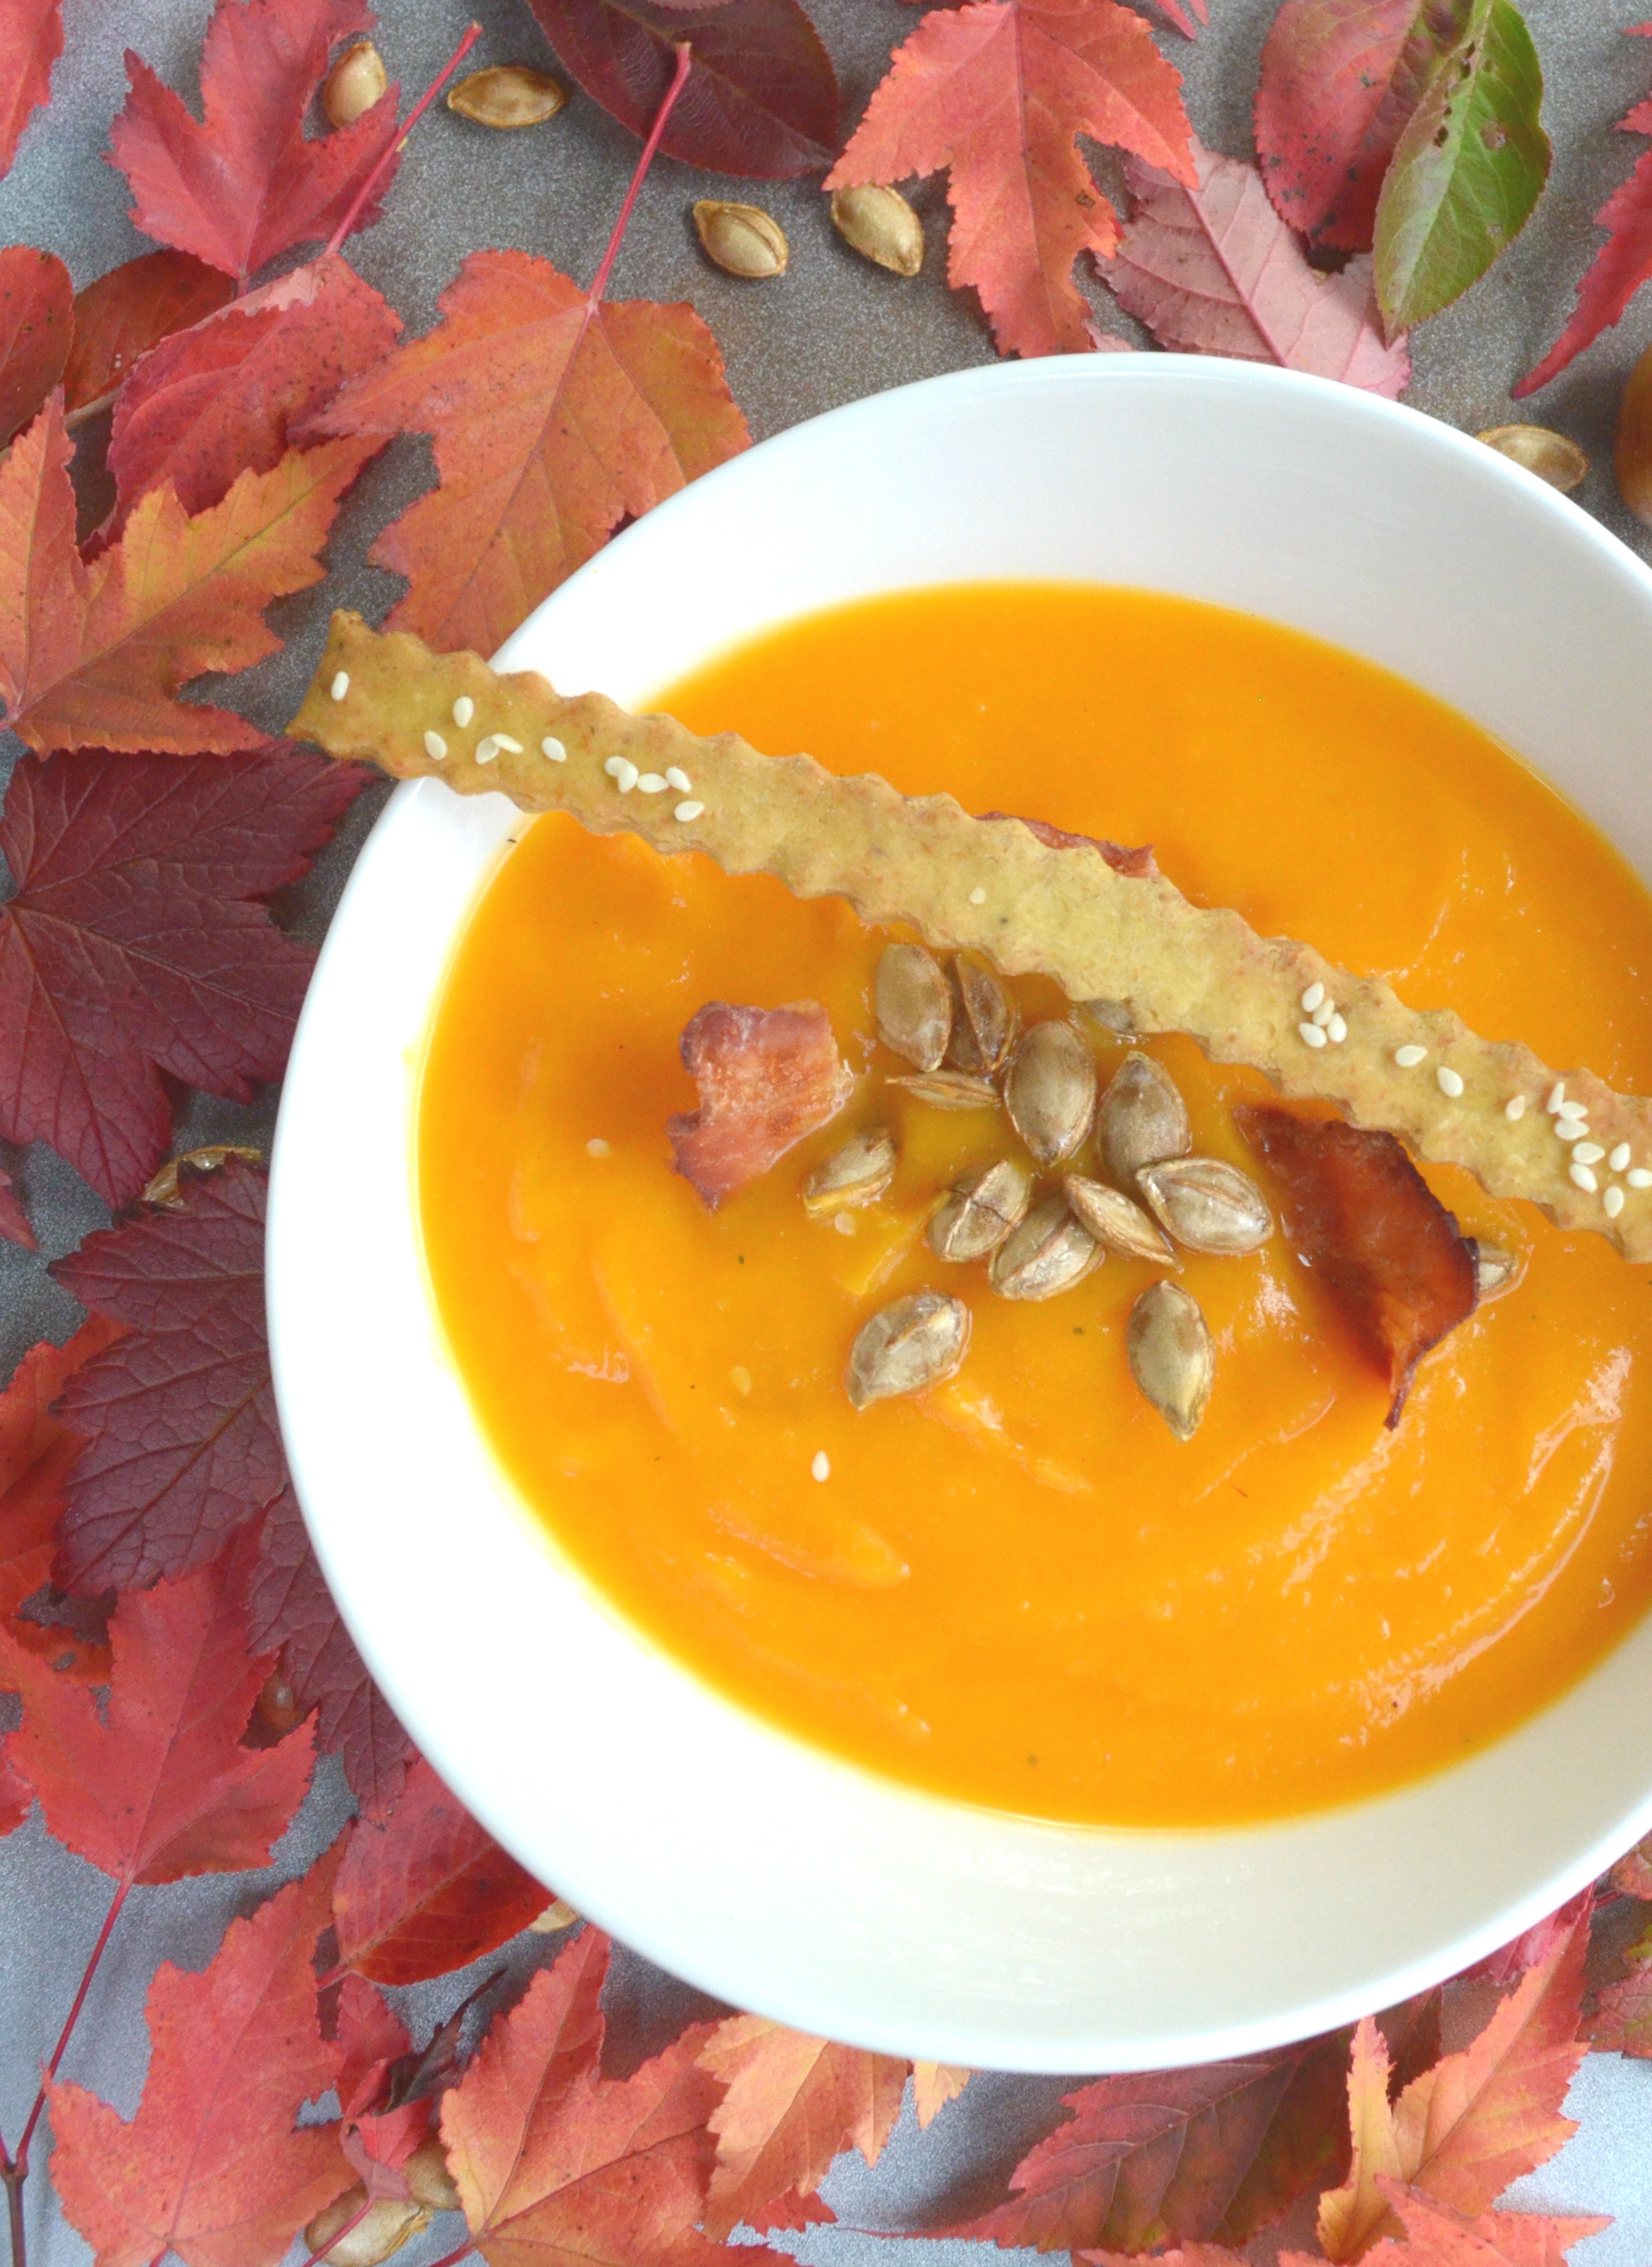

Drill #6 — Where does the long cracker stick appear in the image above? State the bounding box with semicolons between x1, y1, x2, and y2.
293;611;1652;1259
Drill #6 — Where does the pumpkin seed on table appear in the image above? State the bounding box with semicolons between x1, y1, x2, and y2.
1127;1280;1213;1440
447;65;568;128
694;201;789;280
1477;425;1588;494
890;1070;1000;1111
803;1126;897;1214
989;1194;1100;1301
1097;1051;1191;1183
322;39;386;126
1004;1020;1096;1166
876;942;952;1068
847;1289;971;1408
1137;1156;1272;1257
928;1157;1032;1262
1062;1174;1177;1265
829;185;925;277
947;952;1019;1075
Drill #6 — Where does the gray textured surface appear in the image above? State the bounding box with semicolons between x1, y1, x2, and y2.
4;1;1652;2261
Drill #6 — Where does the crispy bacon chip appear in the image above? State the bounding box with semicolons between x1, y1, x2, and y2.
669;1001;854;1210
1236;1105;1478;1426
977;812;1158;878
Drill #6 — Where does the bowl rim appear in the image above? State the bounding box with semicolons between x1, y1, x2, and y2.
270;351;1652;2071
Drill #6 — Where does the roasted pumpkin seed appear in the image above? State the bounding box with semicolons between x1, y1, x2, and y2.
890;1070;999;1111
876;941;952;1069
1127;1280;1213;1440
1471;1240;1522;1301
1004;1020;1096;1165
947;952;1019;1075
846;1289;971;1408
1078;997;1137;1038
693;200;789;279
1137;1156;1272;1256
988;1194;1100;1301
1062;1173;1177;1264
829;184;924;276
1477;424;1588;494
804;1126;897;1214
1097;1051;1191;1184
447;64;568;128
927;1157;1032;1262
322;39;386;126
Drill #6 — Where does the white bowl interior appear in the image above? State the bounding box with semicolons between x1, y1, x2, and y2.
270;357;1652;2071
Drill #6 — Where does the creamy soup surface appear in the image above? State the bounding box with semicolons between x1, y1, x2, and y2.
417;584;1652;1826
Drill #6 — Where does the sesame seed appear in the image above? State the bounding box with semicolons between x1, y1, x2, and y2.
1394;1044;1427;1069
833;1210;858;1237
1301;982;1325;1014
674;800;705;823
1326;1012;1348;1044
423;730;447;761
1556;1120;1586;1142
329;669;349;701
604;756;639;792
1611;1143;1633;1172
811;1450;831;1483
969;885;987;905
1570;1162;1599;1193
1573;1142;1606;1165
493;734;523;754
453;695;474;728
1309;998;1333;1029
1299;1022;1328;1049
1546;1081;1566;1113
636;773;669;792
1436;1066;1464;1097
541;736;566;762
586;1138;610;1158
666;766;692;793
1558;1099;1589;1121
1606;1185;1627;1218
475;736;501;764
730;1365;752;1395
1631;1170;1652;1190
1504;1094;1526;1121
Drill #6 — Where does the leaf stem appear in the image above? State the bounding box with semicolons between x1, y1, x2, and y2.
3;2166;24;2267
322;19;485;261
587;41;694;304
297;2195;375;2266
15;1879;130;2176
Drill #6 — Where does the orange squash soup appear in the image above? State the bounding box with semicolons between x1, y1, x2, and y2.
417;584;1652;1826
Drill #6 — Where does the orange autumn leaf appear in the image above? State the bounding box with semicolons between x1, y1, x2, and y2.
698;2015;909;2238
1318;1912;1588;2261
0;391;378;754
316;246;749;658
913;2060;972;2127
1359;2181;1610;2267
825;0;1194;358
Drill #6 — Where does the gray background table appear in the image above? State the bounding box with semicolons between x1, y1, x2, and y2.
3;1;1652;2260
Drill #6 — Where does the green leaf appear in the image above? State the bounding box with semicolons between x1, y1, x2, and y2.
1373;0;1549;332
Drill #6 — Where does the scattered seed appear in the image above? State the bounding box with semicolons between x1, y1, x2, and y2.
1394;1044;1427;1068
1326;1012;1348;1044
1126;1280;1213;1441
330;670;350;701
453;695;475;728
322;39;387;127
1301;982;1325;1014
969;885;987;905
1137;1155;1272;1256
989;1195;1101;1301
424;730;448;760
829;183;925;277
1004;1021;1097;1166
890;1071;999;1111
493;734;523;754
1311;996;1336;1028
1062;1174;1177;1265
675;800;705;822
1472;1242;1521;1300
1632;1170;1652;1189
928;1156;1033;1263
1606;1185;1627;1218
1300;1022;1328;1049
1571;1162;1600;1192
666;766;692;792
542;736;567;762
803;1125;898;1214
1477;423;1589;493
947;952;1019;1075
834;1211;856;1235
604;756;638;792
1080;999;1136;1037
1556;1121;1586;1144
1505;1094;1526;1121
586;1138;610;1158
637;773;669;792
731;1366;753;1395
1558;1099;1589;1121
1546;1082;1566;1112
475;736;501;764
1573;1142;1607;1165
876;942;953;1070
447;62;568;128
1437;1066;1464;1097
1098;1052;1191;1184
1611;1143;1633;1172
695;199;789;279
846;1290;971;1408
812;1450;831;1482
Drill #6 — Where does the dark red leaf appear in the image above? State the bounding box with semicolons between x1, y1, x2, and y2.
1235;1106;1478;1425
0;746;360;1210
0;245;70;448
334;1751;554;1985
1459;1892;1593;1988
0;1738;26;1834
110;253;400;528
246;1484;414;1816
1254;0;1436;252
0;0;62;183
0;1321;123;1650
668;1001;854;1209
524;0;838;177
0;1547;313;1884
1586;1920;1652;2056
108;0;402;288
335;1973;433;2197
1378;1986;1443;2096
1609;1833;1652;1898
63;249;237;418
0;1166;33;1249
49;1159;289;1591
979;811;1157;877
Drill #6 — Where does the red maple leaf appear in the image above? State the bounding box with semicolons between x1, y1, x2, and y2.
697;2016;909;2236
334;1974;433;2195
64;249;236;418
1516;28;1652;395
441;1927;743;2263
0;742;361;1209
1586;1917;1652;2056
0;393;378;754
0;1735;26;1835
49;1158;288;1590
0;243;70;449
0;1319;123;1667
944;2034;1352;2252
0;1164;32;1248
1348;2181;1612;2267
107;0;401;289
0;0;62;183
49;1844;352;2267
825;0;1195;358
108;252;400;529
318;244;749;657
332;1751;554;1985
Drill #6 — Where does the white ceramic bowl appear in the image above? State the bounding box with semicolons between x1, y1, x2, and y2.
270;356;1652;2073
